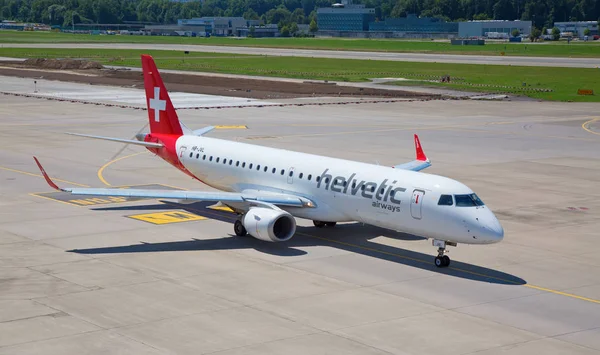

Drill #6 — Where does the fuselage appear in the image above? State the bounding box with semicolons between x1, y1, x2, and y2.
167;135;504;245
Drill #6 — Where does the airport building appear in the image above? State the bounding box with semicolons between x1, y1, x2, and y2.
236;24;280;37
317;2;457;38
458;20;532;38
554;21;599;39
369;14;458;35
177;17;261;36
317;2;375;32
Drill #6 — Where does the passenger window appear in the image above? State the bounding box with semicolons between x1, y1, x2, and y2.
352;182;356;189
438;195;454;206
249;163;253;169
209;156;213;161
299;173;303;179
272;168;276;173
308;174;312;181
242;162;246;168
343;181;347;187
325;177;330;184
203;155;206;160
264;166;268;172
223;159;227;164
281;169;285;175
371;186;375;192
196;153;199;159
216;157;220;163
257;165;260;170
361;185;365;191
189;152;193;158
229;160;233;165
289;171;293;177
316;176;320;182
236;161;239;166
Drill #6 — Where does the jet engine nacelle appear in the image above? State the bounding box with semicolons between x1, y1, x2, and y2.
242;207;296;242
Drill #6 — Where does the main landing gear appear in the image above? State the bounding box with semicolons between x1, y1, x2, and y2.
234;219;247;237
313;220;337;228
433;239;455;268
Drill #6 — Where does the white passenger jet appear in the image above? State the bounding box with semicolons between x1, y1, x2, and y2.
34;54;504;268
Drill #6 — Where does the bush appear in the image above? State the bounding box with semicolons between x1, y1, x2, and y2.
551;27;560;41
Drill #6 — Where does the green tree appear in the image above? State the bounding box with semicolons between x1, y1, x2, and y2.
493;0;514;20
529;26;541;42
551;26;560;40
248;25;255;37
289;21;298;35
265;6;291;24
243;8;260;20
291;7;304;23
309;18;317;32
511;28;520;37
280;24;290;36
473;13;491;20
583;28;590;36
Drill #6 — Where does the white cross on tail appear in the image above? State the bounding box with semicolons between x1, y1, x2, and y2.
149;87;166;122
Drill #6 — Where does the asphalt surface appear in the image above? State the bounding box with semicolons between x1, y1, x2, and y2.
2;43;600;68
1;76;600;354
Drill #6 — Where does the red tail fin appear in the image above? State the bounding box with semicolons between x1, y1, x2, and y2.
141;54;183;136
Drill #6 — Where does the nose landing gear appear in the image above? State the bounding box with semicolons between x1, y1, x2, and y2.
433;239;454;268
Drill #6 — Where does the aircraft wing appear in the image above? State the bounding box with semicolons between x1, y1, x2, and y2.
33;157;315;208
393;134;431;172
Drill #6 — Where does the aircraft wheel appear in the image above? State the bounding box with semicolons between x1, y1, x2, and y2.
434;256;445;268
234;220;247;237
325;222;337;227
313;220;326;228
442;255;451;267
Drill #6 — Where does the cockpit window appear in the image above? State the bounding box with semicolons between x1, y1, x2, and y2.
438;195;453;206
454;194;485;207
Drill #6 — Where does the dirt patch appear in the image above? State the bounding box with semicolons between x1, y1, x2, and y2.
0;60;441;100
23;58;103;70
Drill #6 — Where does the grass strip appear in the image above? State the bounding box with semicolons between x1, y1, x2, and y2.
0;47;597;102
1;31;599;58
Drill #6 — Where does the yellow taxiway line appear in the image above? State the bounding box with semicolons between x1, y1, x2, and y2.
0;165;89;187
97;151;146;186
582;118;600;136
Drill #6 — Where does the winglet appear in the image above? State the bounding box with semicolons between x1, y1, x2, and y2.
414;134;428;162
33;157;63;191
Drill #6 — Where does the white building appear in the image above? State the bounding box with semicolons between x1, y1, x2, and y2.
554;21;598;39
459;20;531;38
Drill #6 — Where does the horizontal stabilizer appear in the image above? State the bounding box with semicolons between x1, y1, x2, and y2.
66;132;163;148
192;126;215;136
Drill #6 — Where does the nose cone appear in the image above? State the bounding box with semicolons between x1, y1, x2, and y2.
477;209;504;243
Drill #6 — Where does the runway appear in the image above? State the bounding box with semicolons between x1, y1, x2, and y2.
1;76;600;354
3;42;600;68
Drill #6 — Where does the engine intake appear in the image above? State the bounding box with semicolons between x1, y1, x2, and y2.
242;207;296;242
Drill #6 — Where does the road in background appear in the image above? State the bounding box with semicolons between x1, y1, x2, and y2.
2;43;600;68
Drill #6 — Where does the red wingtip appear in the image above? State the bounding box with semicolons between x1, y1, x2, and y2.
33;156;61;191
414;134;427;161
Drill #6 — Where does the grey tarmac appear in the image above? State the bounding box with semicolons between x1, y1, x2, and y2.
0;75;600;355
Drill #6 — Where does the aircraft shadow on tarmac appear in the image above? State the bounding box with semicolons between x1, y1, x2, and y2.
81;201;526;285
